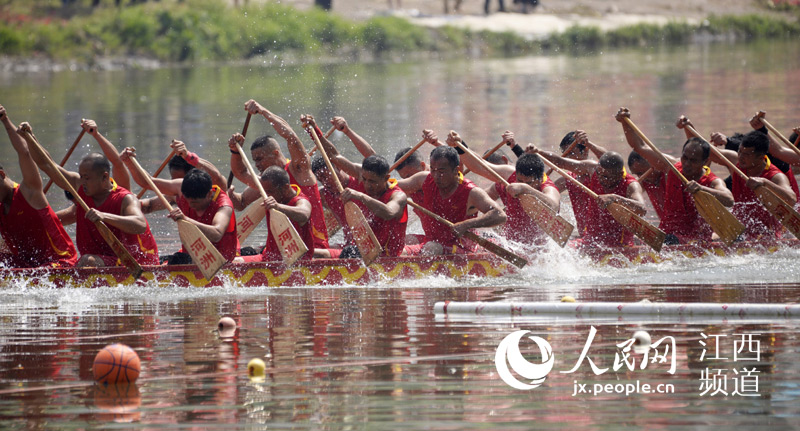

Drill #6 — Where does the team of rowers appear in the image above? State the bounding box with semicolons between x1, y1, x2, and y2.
0;100;798;270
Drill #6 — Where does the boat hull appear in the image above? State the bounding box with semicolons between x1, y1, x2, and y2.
0;254;513;288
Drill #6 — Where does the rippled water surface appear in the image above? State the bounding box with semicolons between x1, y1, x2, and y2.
1;40;800;428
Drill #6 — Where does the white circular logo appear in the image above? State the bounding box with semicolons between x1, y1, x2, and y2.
495;330;555;390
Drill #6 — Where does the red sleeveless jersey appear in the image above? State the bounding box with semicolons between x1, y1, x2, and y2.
176;186;239;261
584;171;638;247
0;184;77;268
320;185;352;245
76;179;159;265
659;163;719;242
261;186;314;262
349;176;408;257
494;172;557;245
640;172;667;220
286;162;328;248
564;172;594;236
421;173;477;250
732;158;784;239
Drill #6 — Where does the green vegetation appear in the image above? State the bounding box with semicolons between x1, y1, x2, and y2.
0;0;798;64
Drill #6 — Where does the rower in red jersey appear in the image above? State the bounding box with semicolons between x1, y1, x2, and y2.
533;140;647;248
227;100;328;248
308;116;408;258
397;131;507;256
121;146;238;263
0;105;77;268
234;166;314;263
545;131;596;237
628;151;667;220
616;109;734;244
710;128;797;240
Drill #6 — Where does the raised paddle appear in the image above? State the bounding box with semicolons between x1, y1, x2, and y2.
307;125;383;265
545;139;579;177
234;140;308;265
453;140;574;247
538;155;666;252
759;114;800;158
623;117;745;246
686;125;800;239
406;200;528;268
17;125;143;279
227;113;252;189
44;126;85;194
128;156;226;280
463;140;506;175
389;139;427;172
307;126;336;156
136;150;176;199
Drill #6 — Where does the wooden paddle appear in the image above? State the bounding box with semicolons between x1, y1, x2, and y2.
44;126;85;193
686;125;800;239
227;113;252;189
453;140;574;247
623;117;744;245
234;140;308;265
389;139;427;172
307;126;336;156
236;197;265;245
306;125;382;265
407;200;527;268
135;150;176;199
463;140;506;175
545;139;579;177
18;125;143;279
760;115;800;158
128;156;226;280
538;155;666;252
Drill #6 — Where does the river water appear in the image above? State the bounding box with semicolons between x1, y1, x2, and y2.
1;40;800;428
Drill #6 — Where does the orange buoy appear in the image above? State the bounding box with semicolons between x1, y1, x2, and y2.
93;344;141;384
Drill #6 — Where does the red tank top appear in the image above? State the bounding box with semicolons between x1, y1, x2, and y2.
494;172;557;245
732;158;784;239
640;172;667;220
564;172;594;236
320;186;352;245
286;162;328;248
176;186;239;261
76;179;159;265
584;171;638;247
0;184;77;268
349;176;408;257
421;173;476;249
261;186;314;262
659;163;718;242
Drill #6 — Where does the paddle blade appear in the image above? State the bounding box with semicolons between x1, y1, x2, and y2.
237;197;266;244
606;203;666;252
691;189;745;245
754;186;800;239
268;209;309;266
463;231;528;268
344;201;382;266
94;220;144;279
177;219;226;280
518;194;574;247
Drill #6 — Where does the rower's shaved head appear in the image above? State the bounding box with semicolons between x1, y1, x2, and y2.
260;165;290;187
251;135;280;153
683;137;710;160
598;152;625;172
80;153;111;175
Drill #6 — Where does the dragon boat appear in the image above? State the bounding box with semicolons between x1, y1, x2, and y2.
0;253;514;288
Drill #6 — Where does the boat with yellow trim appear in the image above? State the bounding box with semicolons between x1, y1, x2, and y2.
0;253;514;288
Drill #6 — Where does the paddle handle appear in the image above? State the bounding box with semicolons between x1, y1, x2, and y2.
389;139;426;172
307;126;336;156
623;117;689;186
761;117;800;157
545;139;579;176
538;155;599;200
136;150;176;199
128;157;177;213
307;125;345;193
44;128;85;193
236;142;270;201
455;141;509;186
463;140;505;176
227;113;253;189
685;125;749;181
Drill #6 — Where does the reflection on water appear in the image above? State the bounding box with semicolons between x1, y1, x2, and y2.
1;40;800;427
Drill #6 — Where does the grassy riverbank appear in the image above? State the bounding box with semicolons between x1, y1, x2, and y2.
1;0;799;64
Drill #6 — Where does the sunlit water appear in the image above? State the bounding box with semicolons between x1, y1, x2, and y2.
1;40;800;428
